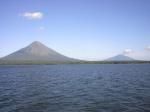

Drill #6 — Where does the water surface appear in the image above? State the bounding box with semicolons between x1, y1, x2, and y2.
0;64;150;112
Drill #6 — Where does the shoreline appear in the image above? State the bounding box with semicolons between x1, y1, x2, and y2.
0;60;150;65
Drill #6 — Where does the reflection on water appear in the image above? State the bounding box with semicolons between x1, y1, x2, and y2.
0;64;150;112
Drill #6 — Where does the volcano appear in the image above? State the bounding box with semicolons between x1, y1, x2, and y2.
1;41;78;62
106;54;135;61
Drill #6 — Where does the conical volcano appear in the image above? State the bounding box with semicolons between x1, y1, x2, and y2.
1;41;78;62
106;54;134;61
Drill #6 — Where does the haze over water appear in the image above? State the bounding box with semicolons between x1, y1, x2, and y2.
0;64;150;112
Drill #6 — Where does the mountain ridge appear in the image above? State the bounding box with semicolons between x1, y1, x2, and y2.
106;54;135;61
1;41;78;62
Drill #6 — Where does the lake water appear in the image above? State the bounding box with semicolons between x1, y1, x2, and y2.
0;64;150;112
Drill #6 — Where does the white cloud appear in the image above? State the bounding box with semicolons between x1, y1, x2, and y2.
123;49;133;55
127;50;150;61
22;12;43;20
145;46;150;51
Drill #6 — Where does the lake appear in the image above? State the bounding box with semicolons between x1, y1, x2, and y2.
0;64;150;112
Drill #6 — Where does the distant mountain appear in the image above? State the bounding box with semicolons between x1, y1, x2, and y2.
1;41;78;62
106;54;134;61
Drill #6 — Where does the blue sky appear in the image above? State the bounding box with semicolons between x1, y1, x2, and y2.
0;0;150;60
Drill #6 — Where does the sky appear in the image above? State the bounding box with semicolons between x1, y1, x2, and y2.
0;0;150;60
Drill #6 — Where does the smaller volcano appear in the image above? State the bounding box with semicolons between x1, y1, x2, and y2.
106;54;134;61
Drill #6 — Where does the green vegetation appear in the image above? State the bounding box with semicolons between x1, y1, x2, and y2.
0;60;150;65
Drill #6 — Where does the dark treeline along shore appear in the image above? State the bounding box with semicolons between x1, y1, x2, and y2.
0;41;150;65
0;60;150;65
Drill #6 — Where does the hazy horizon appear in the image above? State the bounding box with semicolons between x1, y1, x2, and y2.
0;0;150;61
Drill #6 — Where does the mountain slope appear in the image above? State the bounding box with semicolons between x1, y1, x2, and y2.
1;41;78;62
106;54;134;61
